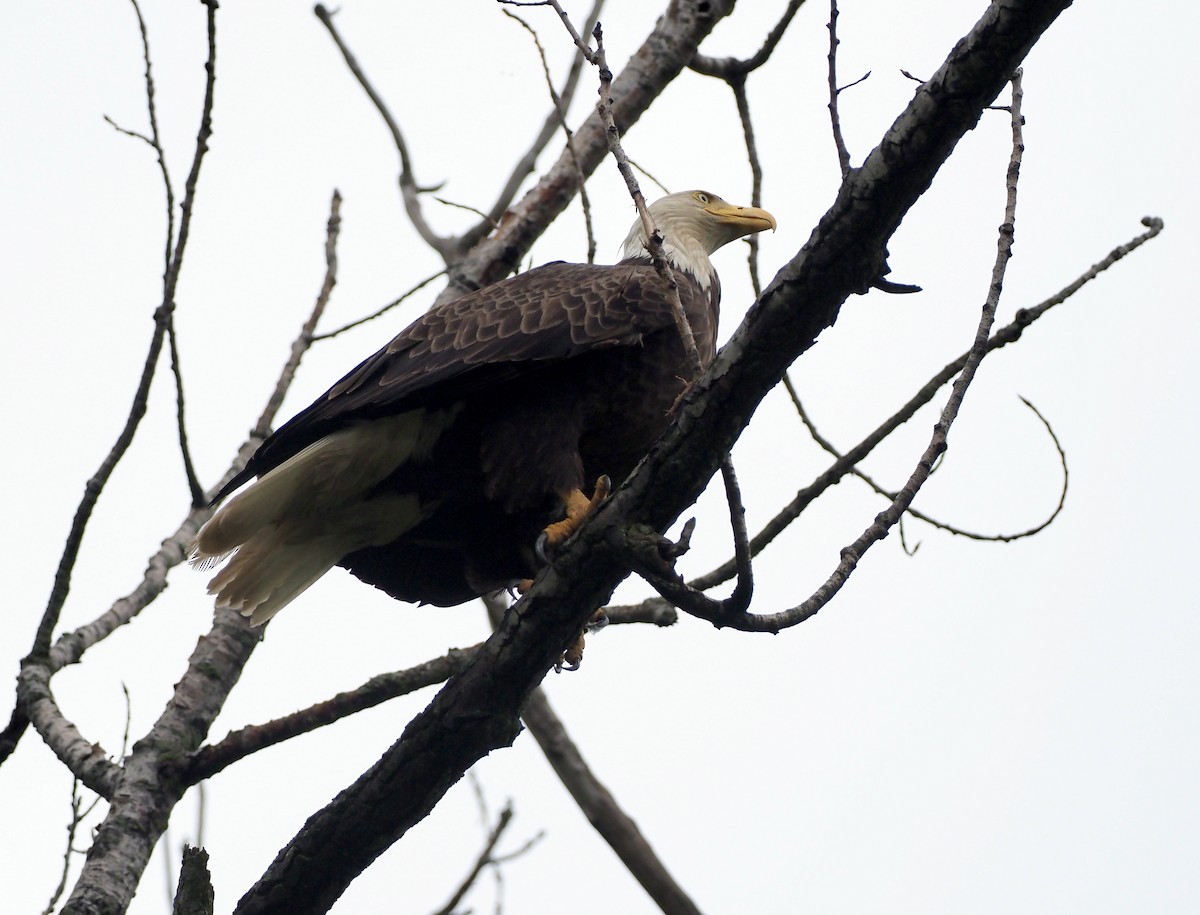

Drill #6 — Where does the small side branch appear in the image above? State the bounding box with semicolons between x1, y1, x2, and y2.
690;0;808;77
619;456;754;624
826;0;867;177
187;645;478;783
592;22;704;376
474;0;605;253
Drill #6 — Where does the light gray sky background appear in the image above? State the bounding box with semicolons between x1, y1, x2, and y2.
4;2;1198;913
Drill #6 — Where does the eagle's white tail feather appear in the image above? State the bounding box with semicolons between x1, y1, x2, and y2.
192;408;458;622
208;534;343;624
201;491;424;622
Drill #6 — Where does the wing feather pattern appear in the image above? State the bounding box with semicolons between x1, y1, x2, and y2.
218;260;692;499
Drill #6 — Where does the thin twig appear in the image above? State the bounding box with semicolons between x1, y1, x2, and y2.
592;22;704;376
472;0;605;253
117;0;204;505
429;804;515;915
314;4;452;260
826;0;855;176
311;269;444;342
503;7;596;261
729;75;764;295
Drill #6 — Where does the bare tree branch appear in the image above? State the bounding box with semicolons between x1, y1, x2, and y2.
311;269;444;342
522;688;705;915
429;802;518;915
442;0;737;303
671;69;1030;632
0;0;220;773
826;0;855;176
644;211;1164;602
187;645;478;783
503;6;598;261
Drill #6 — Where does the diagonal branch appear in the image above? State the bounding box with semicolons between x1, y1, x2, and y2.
442;0;737;304
502;6;598;261
0;0;219;770
187;644;478;783
481;594;705;915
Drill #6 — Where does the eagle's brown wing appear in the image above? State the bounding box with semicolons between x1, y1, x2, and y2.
218;260;698;499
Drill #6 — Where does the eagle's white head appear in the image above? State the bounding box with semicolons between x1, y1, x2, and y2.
621;190;776;289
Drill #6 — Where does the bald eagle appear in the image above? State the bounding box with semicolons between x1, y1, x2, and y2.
193;191;775;623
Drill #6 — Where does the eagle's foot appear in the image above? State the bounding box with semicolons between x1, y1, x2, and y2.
555;608;609;672
537;475;612;562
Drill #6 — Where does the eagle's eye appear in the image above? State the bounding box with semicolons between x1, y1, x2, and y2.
694;192;710;204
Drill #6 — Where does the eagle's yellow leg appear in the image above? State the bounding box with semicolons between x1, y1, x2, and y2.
541;475;612;552
557;609;609;672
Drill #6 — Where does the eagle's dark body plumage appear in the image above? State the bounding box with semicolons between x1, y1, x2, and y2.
194;192;773;623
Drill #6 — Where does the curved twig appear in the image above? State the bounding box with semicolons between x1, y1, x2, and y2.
690;0;808;77
792;383;1069;543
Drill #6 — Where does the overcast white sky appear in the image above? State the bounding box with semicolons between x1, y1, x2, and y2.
4;2;1198;913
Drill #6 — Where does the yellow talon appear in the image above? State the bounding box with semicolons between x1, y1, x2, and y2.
541;475;612;551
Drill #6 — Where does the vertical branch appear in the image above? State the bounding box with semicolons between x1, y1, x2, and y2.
729;75;764;295
589;22;703;377
826;0;853;176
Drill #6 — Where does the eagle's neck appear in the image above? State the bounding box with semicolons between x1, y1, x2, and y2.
620;227;716;291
